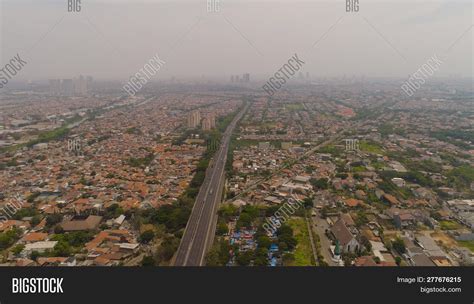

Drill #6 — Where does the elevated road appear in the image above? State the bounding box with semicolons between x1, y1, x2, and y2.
174;103;249;266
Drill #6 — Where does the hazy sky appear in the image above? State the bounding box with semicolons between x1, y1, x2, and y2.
1;0;472;80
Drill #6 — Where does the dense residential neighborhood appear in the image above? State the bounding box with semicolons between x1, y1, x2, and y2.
0;80;473;267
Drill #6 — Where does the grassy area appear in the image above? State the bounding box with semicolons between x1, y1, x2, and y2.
285;103;304;111
351;165;367;173
287;217;315;266
359;140;384;154
458;241;474;252
439;220;463;230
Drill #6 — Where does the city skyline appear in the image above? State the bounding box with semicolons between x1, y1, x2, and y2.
0;0;472;82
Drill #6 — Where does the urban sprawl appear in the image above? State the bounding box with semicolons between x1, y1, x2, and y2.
0;76;473;267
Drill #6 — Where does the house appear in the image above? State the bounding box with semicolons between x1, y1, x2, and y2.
340;213;355;227
354;256;396;266
382;194;400;206
113;214;126;227
330;218;360;253
20;232;48;243
22;241;58;255
344;198;362;208
0;220;30;232
37;257;68;266
393;212;416;229
391;177;406;187
60;215;103;231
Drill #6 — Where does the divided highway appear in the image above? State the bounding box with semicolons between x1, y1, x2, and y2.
174;103;249;266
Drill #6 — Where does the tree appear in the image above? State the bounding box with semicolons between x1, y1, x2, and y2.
302;197;314;209
46;214;63;228
276;224;293;237
279;241;288;252
30;251;40;261
254;247;269;266
392;238;406;254
236;213;252;229
355;211;369;227
30;215;41;227
139;230;155;244
141;256;155;266
205;246;221;266
54;225;64;234
0;228;21;250
236;250;253;266
216;222;228;236
278;234;297;250
395;256;402;266
282;253;295;266
257;235;271;249
53;240;72;256
11;244;24;255
310;178;329;190
154;236;179;265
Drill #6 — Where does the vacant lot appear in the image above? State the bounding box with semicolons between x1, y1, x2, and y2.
287;217;315;266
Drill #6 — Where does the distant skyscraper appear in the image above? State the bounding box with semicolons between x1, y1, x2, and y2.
230;75;235;82
209;113;216;129
74;75;88;96
61;79;74;96
202;117;211;131
86;76;93;92
49;79;61;95
187;110;201;128
202;114;216;131
243;73;250;83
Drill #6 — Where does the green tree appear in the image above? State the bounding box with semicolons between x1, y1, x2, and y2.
216;222;228;236
392;238;406;254
30;251;40;261
46;214;63;228
395;256;402;266
257;235;271;249
310;178;329;190
11;244;25;255
53;240;72;256
139;230;155;244
236;250;253;266
141;256;155;266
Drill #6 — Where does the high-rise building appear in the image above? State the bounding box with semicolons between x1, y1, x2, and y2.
74;75;88;96
209;114;216;129
86;76;93;90
61;79;74;96
187;110;201;128
202;117;211;131
49;79;61;95
243;73;250;83
202;114;216;131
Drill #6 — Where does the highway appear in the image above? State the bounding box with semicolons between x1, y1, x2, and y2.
174;103;249;266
